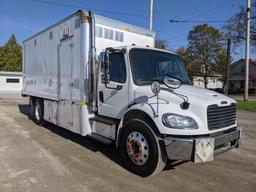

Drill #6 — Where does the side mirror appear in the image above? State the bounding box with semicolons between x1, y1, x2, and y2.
164;75;182;89
101;52;110;84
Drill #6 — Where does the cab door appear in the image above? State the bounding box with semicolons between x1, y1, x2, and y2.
97;52;129;119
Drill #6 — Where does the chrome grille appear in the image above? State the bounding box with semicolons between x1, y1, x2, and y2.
207;103;237;130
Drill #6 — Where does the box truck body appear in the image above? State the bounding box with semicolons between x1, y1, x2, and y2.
23;10;154;135
22;10;240;176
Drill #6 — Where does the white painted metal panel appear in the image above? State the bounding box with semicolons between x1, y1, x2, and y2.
22;11;154;100
44;100;58;124
95;23;154;55
0;72;23;91
22;15;81;100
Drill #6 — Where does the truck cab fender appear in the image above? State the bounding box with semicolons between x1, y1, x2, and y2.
116;104;161;148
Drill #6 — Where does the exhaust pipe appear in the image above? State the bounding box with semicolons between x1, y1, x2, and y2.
88;11;97;112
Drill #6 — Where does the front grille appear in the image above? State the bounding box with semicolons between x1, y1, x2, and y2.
207;103;237;130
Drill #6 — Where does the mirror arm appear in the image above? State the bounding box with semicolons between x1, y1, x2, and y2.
168;89;190;110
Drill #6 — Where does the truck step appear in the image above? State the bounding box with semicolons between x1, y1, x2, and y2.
88;133;113;145
89;115;118;142
89;115;117;125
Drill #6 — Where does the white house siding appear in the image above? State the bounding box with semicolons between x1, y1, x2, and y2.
0;72;23;91
193;76;223;89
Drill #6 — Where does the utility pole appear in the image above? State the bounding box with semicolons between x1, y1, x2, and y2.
224;38;231;95
149;0;154;31
244;0;251;101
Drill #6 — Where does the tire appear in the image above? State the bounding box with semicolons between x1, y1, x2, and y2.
33;99;45;125
119;119;166;177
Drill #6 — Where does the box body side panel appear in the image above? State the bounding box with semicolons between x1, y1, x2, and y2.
22;15;84;101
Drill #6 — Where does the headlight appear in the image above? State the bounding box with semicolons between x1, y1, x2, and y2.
162;113;198;129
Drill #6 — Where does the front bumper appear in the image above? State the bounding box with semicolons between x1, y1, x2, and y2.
163;127;241;163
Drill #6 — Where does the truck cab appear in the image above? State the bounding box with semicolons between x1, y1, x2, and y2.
96;45;240;176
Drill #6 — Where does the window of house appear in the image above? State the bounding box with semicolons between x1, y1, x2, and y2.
104;28;113;40
241;66;245;73
115;31;124;42
108;53;126;83
241;80;244;89
75;18;80;29
49;31;53;40
34;39;37;46
252;80;256;87
6;78;20;83
96;26;103;38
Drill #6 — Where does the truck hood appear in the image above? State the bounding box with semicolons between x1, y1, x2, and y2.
134;84;236;107
133;84;237;136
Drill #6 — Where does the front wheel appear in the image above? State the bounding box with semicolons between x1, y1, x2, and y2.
120;119;166;177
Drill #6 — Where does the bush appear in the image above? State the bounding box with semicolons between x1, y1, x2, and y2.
249;89;256;95
214;88;224;93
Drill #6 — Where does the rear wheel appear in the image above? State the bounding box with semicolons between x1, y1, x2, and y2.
33;99;45;125
120;119;166;177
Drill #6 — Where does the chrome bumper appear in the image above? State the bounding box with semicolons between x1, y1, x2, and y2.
163;128;241;163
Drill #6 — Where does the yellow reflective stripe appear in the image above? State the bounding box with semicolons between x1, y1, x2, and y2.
123;27;130;32
80;12;89;22
80;102;89;106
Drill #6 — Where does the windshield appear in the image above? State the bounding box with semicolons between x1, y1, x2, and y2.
129;49;191;86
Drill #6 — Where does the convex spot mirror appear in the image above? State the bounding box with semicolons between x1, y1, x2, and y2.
151;81;160;95
101;73;110;84
164;75;182;89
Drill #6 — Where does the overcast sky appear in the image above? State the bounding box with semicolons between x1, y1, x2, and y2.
0;0;252;60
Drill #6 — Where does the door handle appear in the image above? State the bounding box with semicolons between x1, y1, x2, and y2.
99;91;104;102
116;85;122;90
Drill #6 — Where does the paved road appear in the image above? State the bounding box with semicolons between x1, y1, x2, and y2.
0;98;255;192
0;91;23;100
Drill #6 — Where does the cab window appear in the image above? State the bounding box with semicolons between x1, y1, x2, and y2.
108;53;126;83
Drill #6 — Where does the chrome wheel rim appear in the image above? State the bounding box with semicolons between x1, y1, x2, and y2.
35;104;40;121
126;131;149;165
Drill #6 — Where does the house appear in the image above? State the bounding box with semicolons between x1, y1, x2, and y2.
0;71;23;91
229;59;256;92
193;75;223;89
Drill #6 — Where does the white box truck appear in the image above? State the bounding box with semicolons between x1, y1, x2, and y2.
22;10;240;176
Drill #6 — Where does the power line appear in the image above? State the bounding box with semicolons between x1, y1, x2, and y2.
154;0;208;30
184;0;240;21
32;0;148;18
169;19;227;23
156;0;239;32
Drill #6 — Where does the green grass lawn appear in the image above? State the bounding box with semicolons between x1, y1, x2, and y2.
237;100;256;112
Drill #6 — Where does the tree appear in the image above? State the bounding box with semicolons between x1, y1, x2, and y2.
0;34;22;72
187;24;224;88
0;46;4;70
224;0;256;51
214;50;228;87
155;39;168;50
175;46;196;79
